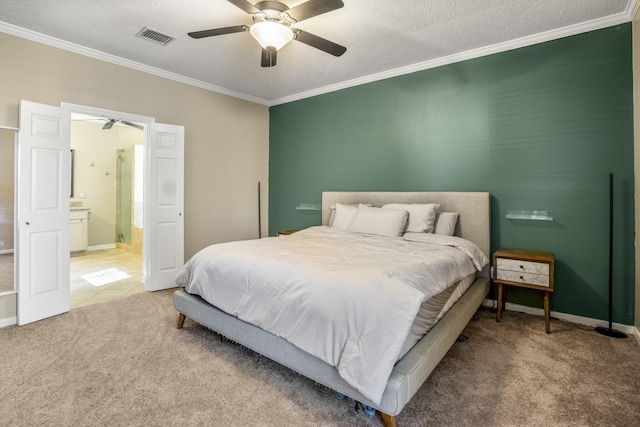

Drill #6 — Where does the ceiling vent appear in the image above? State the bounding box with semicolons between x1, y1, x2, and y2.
135;27;175;46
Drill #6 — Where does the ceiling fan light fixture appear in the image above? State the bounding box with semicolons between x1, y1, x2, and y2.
249;21;294;50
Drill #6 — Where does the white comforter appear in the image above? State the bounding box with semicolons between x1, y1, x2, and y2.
175;226;488;404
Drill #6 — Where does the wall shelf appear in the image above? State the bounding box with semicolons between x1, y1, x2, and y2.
296;203;320;211
505;210;553;221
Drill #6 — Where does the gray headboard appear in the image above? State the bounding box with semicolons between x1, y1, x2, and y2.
321;192;491;258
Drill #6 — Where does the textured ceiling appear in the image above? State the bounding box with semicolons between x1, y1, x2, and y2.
0;0;636;105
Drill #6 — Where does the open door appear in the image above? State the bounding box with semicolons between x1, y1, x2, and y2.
17;100;70;325
145;123;184;291
16;101;183;323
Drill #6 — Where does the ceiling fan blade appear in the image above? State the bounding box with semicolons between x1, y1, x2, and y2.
188;25;247;39
294;30;346;56
226;0;261;14
261;47;277;67
121;120;143;130
286;0;344;22
102;120;114;130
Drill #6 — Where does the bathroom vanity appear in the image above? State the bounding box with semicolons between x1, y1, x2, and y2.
70;208;90;253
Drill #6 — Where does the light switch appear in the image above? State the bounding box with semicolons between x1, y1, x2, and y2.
79;192;86;199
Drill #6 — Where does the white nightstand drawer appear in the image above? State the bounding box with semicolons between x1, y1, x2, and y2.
496;269;550;287
496;258;549;275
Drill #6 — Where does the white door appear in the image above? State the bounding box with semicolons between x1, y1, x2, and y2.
145;123;184;291
17;100;70;325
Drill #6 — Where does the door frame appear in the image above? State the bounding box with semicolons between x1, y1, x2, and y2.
0;126;18;301
61;103;154;288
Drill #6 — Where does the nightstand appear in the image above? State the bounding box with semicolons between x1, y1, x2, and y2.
277;229;299;236
493;249;555;333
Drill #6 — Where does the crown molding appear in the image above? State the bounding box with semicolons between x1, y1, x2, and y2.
0;21;271;106
1;0;636;109
268;0;638;106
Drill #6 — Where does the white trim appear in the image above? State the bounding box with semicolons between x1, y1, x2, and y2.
0;249;14;255
629;0;640;19
0;21;270;106
483;299;638;335
0;316;17;328
0;290;16;297
0;126;19;131
87;243;117;251
1;1;638;107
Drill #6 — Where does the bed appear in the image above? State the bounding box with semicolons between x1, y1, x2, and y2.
173;191;490;426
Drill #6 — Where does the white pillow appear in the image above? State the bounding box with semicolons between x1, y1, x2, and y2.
328;203;371;226
434;212;459;236
381;203;440;233
331;203;359;230
347;204;409;237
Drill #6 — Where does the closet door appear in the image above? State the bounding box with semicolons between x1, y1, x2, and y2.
17;100;70;325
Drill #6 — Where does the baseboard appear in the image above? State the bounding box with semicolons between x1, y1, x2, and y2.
0;316;17;328
483;299;637;336
88;243;117;251
633;327;640;346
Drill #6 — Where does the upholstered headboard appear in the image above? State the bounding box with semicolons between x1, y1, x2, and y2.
321;192;491;258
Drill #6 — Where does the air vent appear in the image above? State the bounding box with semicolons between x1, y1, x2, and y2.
135;27;175;46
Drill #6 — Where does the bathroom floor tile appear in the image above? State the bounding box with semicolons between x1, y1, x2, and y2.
71;247;144;309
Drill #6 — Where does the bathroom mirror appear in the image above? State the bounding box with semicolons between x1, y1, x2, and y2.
0;128;16;294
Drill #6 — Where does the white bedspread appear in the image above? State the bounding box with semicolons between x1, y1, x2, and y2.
175;226;488;404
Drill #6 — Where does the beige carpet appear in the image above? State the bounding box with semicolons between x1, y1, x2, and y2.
1;290;639;427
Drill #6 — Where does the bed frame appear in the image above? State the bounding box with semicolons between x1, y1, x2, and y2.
174;192;490;426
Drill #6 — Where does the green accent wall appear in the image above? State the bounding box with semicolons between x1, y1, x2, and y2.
269;25;634;325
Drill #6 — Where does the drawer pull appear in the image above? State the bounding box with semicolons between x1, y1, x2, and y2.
520;265;524;269
520;276;524;280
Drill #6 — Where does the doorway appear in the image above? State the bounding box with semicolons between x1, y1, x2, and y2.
17;100;184;325
69;112;144;308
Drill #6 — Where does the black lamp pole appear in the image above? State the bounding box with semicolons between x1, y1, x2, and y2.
595;173;627;339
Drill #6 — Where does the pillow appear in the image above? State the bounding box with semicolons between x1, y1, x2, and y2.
347;204;409;237
381;203;440;233
434;212;459;236
331;203;359;230
328;203;371;226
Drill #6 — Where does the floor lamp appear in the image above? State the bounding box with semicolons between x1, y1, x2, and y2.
595;173;627;339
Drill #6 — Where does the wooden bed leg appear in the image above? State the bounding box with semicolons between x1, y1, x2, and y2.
177;313;186;329
381;413;397;427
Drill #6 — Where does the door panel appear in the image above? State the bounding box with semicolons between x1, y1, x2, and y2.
29;231;61;295
146;123;184;291
18;100;70;325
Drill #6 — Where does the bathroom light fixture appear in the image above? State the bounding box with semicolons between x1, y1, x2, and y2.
249;21;294;51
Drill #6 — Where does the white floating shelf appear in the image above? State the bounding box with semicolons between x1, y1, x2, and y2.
296;203;320;211
505;210;553;221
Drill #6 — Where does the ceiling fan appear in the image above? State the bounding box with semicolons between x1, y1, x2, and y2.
101;119;143;130
72;116;144;130
188;0;347;67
